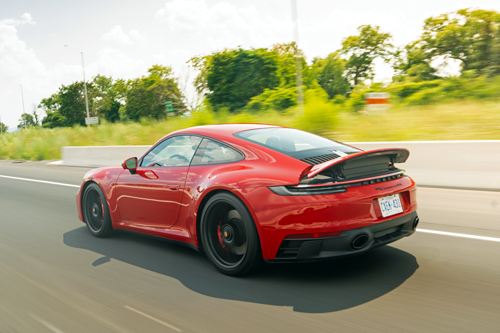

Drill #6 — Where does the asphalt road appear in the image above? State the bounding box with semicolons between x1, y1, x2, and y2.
0;160;499;332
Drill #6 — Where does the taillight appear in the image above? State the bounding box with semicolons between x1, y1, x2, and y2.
268;185;347;196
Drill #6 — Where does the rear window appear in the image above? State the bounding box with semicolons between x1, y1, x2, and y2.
191;138;244;166
234;128;360;161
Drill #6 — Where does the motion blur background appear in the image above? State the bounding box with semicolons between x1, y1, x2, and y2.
1;0;500;160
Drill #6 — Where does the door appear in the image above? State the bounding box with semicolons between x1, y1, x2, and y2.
116;135;202;228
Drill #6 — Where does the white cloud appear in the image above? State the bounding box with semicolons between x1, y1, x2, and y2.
102;25;145;45
0;13;45;82
156;0;291;52
129;29;145;41
0;25;45;79
95;47;147;78
0;14;66;128
1;13;36;26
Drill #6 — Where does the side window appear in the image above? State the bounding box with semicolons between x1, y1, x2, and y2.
193;139;243;165
141;136;202;167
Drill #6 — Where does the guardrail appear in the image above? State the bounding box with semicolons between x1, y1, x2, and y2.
61;141;500;190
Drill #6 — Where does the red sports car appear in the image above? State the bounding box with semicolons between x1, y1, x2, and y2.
77;124;418;276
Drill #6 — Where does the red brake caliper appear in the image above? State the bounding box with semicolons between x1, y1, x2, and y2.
217;221;228;251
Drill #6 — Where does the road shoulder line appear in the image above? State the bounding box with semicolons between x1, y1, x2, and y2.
125;306;182;332
418;229;500;243
0;175;80;188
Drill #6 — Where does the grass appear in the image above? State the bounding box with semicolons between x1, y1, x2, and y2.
333;100;500;142
1;99;500;161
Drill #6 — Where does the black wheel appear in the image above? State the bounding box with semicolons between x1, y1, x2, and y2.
82;183;114;238
200;193;262;276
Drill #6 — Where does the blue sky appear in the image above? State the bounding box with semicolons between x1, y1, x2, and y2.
1;0;499;128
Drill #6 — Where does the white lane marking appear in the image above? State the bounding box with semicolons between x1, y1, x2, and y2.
30;314;64;333
0;175;80;188
125;306;182;332
418;229;500;243
2;174;499;244
348;140;500;144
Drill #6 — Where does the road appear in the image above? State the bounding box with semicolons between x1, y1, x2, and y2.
0;160;499;332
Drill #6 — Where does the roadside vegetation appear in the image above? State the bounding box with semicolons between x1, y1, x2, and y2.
1;8;500;160
2;98;500;161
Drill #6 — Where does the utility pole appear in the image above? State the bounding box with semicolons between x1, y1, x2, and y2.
20;84;26;114
64;45;91;127
81;51;90;128
291;0;304;112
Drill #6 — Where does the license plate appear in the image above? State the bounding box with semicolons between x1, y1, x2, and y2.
378;194;403;217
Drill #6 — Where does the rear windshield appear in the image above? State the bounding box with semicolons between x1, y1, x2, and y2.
234;128;360;161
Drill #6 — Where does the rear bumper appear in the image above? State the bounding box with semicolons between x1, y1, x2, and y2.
269;211;418;262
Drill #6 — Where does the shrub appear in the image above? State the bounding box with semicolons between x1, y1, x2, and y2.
247;86;297;111
293;95;339;135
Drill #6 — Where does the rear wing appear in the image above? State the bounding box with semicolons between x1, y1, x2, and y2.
306;148;409;179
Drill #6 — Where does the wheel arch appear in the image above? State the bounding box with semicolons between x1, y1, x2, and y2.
80;180;106;222
195;188;262;254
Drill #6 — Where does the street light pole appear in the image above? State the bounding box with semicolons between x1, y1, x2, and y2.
291;0;304;112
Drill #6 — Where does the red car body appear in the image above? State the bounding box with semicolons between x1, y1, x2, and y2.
77;124;418;270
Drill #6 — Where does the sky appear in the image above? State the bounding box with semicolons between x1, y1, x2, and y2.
1;0;500;129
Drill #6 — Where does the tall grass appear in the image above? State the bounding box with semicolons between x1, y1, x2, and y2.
1;99;500;161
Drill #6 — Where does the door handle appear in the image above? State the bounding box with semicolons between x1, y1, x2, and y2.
168;185;180;190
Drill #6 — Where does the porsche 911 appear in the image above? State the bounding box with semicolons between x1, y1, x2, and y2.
77;124;418;276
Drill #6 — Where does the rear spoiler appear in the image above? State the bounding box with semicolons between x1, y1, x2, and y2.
306;148;410;179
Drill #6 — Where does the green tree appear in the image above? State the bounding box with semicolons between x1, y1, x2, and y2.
41;110;67;128
124;65;185;121
270;41;319;89
270;42;311;88
312;52;350;98
0;122;8;133
58;81;93;126
39;93;65;128
392;42;438;82
189;54;213;95
17;113;37;129
39;75;126;127
39;81;98;127
341;25;393;86
191;48;280;111
420;9;500;75
247;86;297;111
92;75;124;123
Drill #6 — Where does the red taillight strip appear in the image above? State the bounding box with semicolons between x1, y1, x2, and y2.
293;171;405;189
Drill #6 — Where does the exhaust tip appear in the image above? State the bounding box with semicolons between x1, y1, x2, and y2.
351;234;369;250
412;216;420;230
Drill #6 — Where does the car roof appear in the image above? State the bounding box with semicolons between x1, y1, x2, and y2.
164;124;281;143
175;123;279;135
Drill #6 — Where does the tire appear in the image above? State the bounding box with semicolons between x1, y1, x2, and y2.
82;183;114;238
200;193;262;276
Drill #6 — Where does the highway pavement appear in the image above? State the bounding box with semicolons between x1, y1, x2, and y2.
0;160;499;332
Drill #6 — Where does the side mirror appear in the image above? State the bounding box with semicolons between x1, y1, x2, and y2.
122;157;138;174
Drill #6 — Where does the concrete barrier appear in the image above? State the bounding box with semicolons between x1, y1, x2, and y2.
61;141;500;190
62;146;150;168
350;141;500;190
